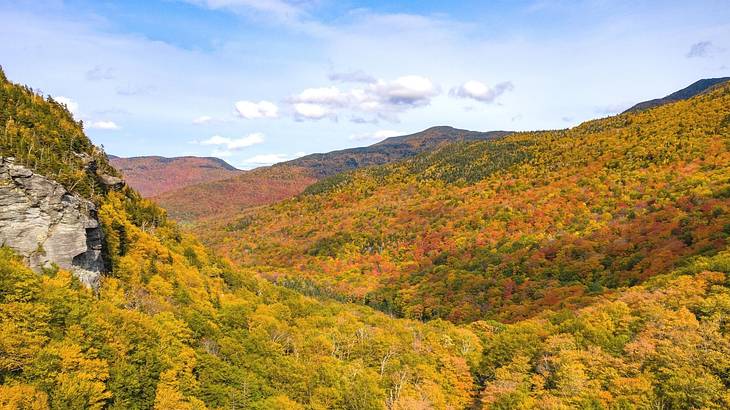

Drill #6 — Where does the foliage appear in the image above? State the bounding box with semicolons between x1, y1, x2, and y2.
0;72;118;201
202;81;730;324
0;72;479;409
109;155;242;198
0;223;479;409
3;68;730;409
155;165;317;223
476;250;730;409
150;128;509;223
286;127;511;179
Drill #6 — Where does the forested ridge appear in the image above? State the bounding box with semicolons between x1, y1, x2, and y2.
206;80;730;325
109;155;243;197
0;67;120;202
154;165;318;223
150;128;510;224
0;68;478;409
1;66;730;409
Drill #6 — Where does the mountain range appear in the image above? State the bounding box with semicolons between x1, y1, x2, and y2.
2;67;730;409
108;155;243;197
283;127;511;178
199;77;730;324
114;127;510;221
114;78;729;224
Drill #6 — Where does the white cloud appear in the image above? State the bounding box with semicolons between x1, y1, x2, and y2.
290;75;439;122
239;151;306;167
295;87;349;105
180;0;328;36
372;75;438;105
293;103;332;120
199;133;265;150
88;120;120;130
54;96;79;116
192;115;213;124
449;81;514;103
234;100;279;119
212;148;234;158
349;129;401;142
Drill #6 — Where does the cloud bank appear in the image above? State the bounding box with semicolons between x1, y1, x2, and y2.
288;75;439;122
199;133;265;151
239;151;306;167
235;100;279;119
449;81;514;103
88;121;120;130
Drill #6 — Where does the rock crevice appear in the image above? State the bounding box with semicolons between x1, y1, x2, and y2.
0;157;105;288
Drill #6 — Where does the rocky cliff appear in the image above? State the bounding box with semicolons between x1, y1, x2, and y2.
0;157;105;288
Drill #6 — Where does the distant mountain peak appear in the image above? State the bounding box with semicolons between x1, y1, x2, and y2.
423;125;458;131
624;77;730;113
286;126;511;178
151;126;512;221
109;155;242;197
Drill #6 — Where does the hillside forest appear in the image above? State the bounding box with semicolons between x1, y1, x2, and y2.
1;66;730;409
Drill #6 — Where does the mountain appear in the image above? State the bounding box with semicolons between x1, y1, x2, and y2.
3;67;730;409
0;67;478;409
202;79;730;325
109;155;243;197
623;77;730;113
0;69;123;289
285;127;511;179
154;165;317;222
156;127;510;222
0;157;106;288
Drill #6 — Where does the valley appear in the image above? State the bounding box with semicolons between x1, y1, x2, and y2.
1;66;729;409
194;79;730;325
3;1;730;408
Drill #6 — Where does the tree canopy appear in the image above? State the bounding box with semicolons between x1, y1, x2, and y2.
2;72;730;409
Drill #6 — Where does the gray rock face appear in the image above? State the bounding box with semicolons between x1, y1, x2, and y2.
0;157;105;288
97;173;124;190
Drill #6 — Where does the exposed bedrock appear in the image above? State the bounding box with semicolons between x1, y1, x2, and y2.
0;157;105;288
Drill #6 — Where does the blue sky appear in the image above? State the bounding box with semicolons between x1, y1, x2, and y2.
1;0;729;169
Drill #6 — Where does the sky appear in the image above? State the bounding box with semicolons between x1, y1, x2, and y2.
1;0;729;169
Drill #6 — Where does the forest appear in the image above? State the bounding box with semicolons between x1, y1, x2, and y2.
1;67;730;408
204;82;730;324
0;68;477;409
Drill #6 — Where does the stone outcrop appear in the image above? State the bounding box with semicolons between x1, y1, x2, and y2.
97;173;124;190
0;157;105;288
75;150;125;191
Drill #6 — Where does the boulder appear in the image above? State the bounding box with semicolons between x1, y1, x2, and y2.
97;173;124;190
0;157;105;288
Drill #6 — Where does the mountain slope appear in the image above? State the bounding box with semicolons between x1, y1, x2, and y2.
3;67;730;409
109;155;243;197
154;165;317;222
623;77;730;113
474;251;730;409
0;67;481;410
0;69;119;201
156;127;510;222
202;79;730;324
285;127;510;179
